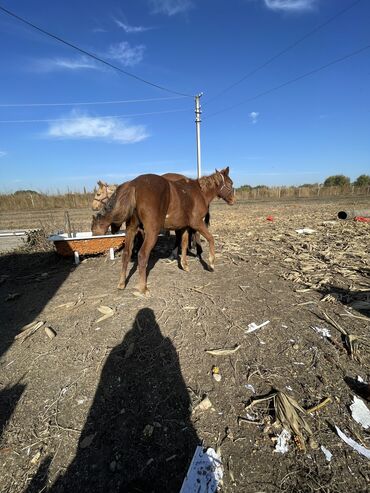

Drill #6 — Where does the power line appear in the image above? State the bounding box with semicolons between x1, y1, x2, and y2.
0;4;193;98
206;42;370;119
0;95;187;108
204;0;362;105
0;108;191;123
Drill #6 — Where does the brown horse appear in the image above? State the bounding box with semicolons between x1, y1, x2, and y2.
92;173;188;211
92;167;234;295
92;175;210;257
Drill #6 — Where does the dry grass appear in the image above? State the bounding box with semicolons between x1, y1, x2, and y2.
0;185;369;213
0;191;94;212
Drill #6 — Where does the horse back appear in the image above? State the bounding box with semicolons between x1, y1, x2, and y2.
165;179;208;229
133;174;170;227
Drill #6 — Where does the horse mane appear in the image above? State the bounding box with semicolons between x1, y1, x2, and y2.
198;172;223;192
97;189;117;217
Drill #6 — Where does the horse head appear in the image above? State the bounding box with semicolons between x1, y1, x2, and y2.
92;181;117;211
215;167;235;205
91;213;110;236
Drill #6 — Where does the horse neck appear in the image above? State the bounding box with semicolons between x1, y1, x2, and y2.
198;176;220;205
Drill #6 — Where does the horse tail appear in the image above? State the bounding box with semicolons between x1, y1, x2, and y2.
112;182;136;222
205;210;211;227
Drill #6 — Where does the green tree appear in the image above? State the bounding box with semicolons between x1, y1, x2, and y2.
353;174;370;187
323;175;350;187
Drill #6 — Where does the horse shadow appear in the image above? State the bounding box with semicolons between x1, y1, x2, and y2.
36;308;200;493
125;233;209;288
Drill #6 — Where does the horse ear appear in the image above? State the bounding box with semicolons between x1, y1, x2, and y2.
97;180;103;186
224;166;230;176
215;168;220;174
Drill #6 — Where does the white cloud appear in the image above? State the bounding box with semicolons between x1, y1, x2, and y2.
114;19;152;33
33;41;145;72
35;56;99;72
0;151;7;157
107;41;145;66
264;0;317;11
249;111;259;124
149;0;193;16
47;112;149;144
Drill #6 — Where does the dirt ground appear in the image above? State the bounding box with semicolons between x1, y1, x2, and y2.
0;197;369;493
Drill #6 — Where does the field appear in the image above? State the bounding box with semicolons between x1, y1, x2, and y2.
0;197;369;493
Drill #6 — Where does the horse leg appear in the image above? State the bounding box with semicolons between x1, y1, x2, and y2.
169;230;181;259
117;216;138;289
136;228;159;295
192;221;215;271
193;230;203;257
180;229;189;272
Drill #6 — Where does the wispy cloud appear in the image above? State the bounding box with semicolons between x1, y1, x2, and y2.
33;40;145;72
249;111;259;124
263;0;317;11
114;19;152;33
92;27;107;33
107;41;145;66
34;56;99;72
47;112;149;144
149;0;194;16
0;150;7;157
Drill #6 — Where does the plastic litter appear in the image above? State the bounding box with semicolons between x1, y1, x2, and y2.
180;446;223;493
320;445;332;462
335;426;370;459
311;326;331;338
350;396;370;429
246;320;270;334
275;429;291;454
295;228;316;234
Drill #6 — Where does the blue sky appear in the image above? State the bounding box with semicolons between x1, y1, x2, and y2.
0;0;369;192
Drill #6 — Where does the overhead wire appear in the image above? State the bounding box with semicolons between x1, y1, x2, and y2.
0;95;187;108
0;4;193;98
204;0;363;105
205;42;370;119
0;107;191;123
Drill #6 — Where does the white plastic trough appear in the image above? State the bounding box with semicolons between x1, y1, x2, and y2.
48;231;126;264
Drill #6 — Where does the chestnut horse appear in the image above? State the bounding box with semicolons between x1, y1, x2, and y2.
92;173;188;211
92;167;234;295
92;174;210;257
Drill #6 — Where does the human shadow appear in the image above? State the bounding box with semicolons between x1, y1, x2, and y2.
49;308;199;493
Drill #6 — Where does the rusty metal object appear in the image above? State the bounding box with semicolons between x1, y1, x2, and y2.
49;233;125;257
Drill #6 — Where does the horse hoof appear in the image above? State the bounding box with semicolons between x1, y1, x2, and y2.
117;282;125;290
208;264;214;272
133;287;150;297
181;263;190;272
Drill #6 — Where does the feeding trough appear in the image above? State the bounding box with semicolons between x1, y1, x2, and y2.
48;231;126;264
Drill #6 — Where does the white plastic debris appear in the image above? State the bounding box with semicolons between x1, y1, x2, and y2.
320;445;332;462
295;228;316;234
350;396;370;429
311;326;331;338
275;429;291;454
246;320;270;334
180;446;223;493
335;426;370;459
245;384;256;393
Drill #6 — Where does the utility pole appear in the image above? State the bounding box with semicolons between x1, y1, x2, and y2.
195;93;203;178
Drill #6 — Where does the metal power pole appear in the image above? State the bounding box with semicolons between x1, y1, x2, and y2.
195;93;203;178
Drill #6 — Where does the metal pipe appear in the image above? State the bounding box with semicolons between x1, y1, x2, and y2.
337;209;370;220
195;93;203;178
